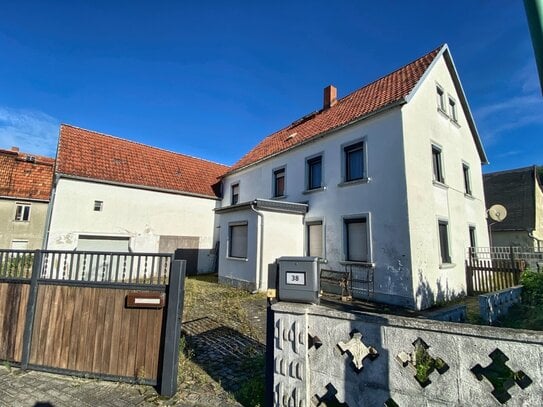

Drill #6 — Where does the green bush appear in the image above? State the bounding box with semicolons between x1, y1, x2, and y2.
520;270;543;306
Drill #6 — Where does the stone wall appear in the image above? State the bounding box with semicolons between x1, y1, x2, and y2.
479;285;523;325
271;302;543;406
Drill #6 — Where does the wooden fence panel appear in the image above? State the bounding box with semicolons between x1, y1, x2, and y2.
29;285;165;381
466;258;522;295
0;282;29;362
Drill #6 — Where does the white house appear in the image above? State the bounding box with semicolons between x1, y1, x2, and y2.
216;44;490;309
45;124;228;275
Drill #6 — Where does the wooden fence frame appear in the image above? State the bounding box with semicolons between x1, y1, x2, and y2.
0;249;185;397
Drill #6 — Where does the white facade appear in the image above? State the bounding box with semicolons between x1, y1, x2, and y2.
46;178;220;274
217;49;489;309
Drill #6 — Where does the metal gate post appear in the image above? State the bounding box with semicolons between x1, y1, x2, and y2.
21;249;43;369
265;300;275;407
159;252;186;397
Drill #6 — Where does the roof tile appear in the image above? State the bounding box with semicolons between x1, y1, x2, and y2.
0;149;55;201
56;125;229;198
230;45;442;172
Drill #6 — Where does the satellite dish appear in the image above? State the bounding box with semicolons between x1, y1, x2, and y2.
488;204;507;222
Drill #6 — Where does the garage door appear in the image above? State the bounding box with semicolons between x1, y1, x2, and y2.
77;235;130;252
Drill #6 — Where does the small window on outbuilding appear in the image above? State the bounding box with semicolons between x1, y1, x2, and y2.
15;203;31;221
94;200;103;212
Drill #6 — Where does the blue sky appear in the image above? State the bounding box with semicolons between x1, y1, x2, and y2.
0;1;540;172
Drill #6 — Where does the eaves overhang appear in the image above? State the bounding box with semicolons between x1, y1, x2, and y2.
215;198;309;215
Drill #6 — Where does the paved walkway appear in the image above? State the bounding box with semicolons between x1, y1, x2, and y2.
0;365;243;407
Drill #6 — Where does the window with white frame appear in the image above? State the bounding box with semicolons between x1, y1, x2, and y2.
94;200;103;211
432;145;444;183
306;221;323;258
229;222;248;259
462;163;472;195
438;220;451;264
436;85;446;112
344;142;365;182
14;203;31;221
231;183;240;205
306;155;322;190
344;217;369;262
273;167;285;197
449;97;458;122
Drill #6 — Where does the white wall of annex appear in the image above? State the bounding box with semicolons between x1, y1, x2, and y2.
217;209;258;288
47;178;219;273
221;109;415;306
402;54;490;308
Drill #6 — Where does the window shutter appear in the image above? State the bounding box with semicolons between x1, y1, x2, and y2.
347;219;368;262
230;224;248;258
308;223;323;257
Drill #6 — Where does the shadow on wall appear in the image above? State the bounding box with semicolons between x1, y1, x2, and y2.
309;313;390;406
415;270;465;310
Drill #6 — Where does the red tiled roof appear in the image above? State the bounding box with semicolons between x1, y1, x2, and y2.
56;124;229;198
0;148;55;201
230;45;443;173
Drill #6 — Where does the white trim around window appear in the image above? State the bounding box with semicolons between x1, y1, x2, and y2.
228;221;248;260
341;213;373;265
339;137;370;187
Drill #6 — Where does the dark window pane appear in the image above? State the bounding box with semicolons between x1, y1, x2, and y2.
274;169;285;197
438;221;451;263
345;143;364;181
308;157;322;189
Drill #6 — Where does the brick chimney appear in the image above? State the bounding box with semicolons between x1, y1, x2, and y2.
323;85;337;109
11;146;19;153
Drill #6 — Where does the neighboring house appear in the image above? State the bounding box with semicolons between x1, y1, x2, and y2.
216;44;490;309
0;147;54;250
45;124;228;274
484;166;543;249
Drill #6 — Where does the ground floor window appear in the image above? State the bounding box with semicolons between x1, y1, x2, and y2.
229;222;248;259
11;240;28;250
344;217;369;262
307;221;323;258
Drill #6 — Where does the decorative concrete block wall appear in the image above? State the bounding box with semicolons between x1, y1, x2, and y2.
479;285;523;325
272;302;543;406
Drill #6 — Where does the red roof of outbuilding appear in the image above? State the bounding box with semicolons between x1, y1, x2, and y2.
0;148;55;201
230;45;443;173
56;124;229;198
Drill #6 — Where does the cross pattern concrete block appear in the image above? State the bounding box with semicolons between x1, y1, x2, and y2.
337;330;378;373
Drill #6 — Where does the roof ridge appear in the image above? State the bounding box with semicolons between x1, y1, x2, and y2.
484;165;538;176
336;44;445;105
61;123;230;168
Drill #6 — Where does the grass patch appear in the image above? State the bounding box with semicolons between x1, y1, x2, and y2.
235;354;265;407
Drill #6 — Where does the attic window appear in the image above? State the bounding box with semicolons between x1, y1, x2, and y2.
285;132;297;141
94;200;103;212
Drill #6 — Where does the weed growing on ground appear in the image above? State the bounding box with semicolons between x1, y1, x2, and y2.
235;354;265;407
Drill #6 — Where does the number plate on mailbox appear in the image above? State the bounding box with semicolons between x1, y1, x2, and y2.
285;271;306;285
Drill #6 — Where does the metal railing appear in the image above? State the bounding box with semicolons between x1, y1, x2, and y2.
468;246;543;272
0;249;172;285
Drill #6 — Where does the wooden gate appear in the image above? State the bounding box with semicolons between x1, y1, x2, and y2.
0;249;185;396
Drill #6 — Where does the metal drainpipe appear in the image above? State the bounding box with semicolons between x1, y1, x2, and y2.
250;200;264;292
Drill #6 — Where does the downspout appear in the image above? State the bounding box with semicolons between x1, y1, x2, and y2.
42;174;60;249
250;200;265;292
